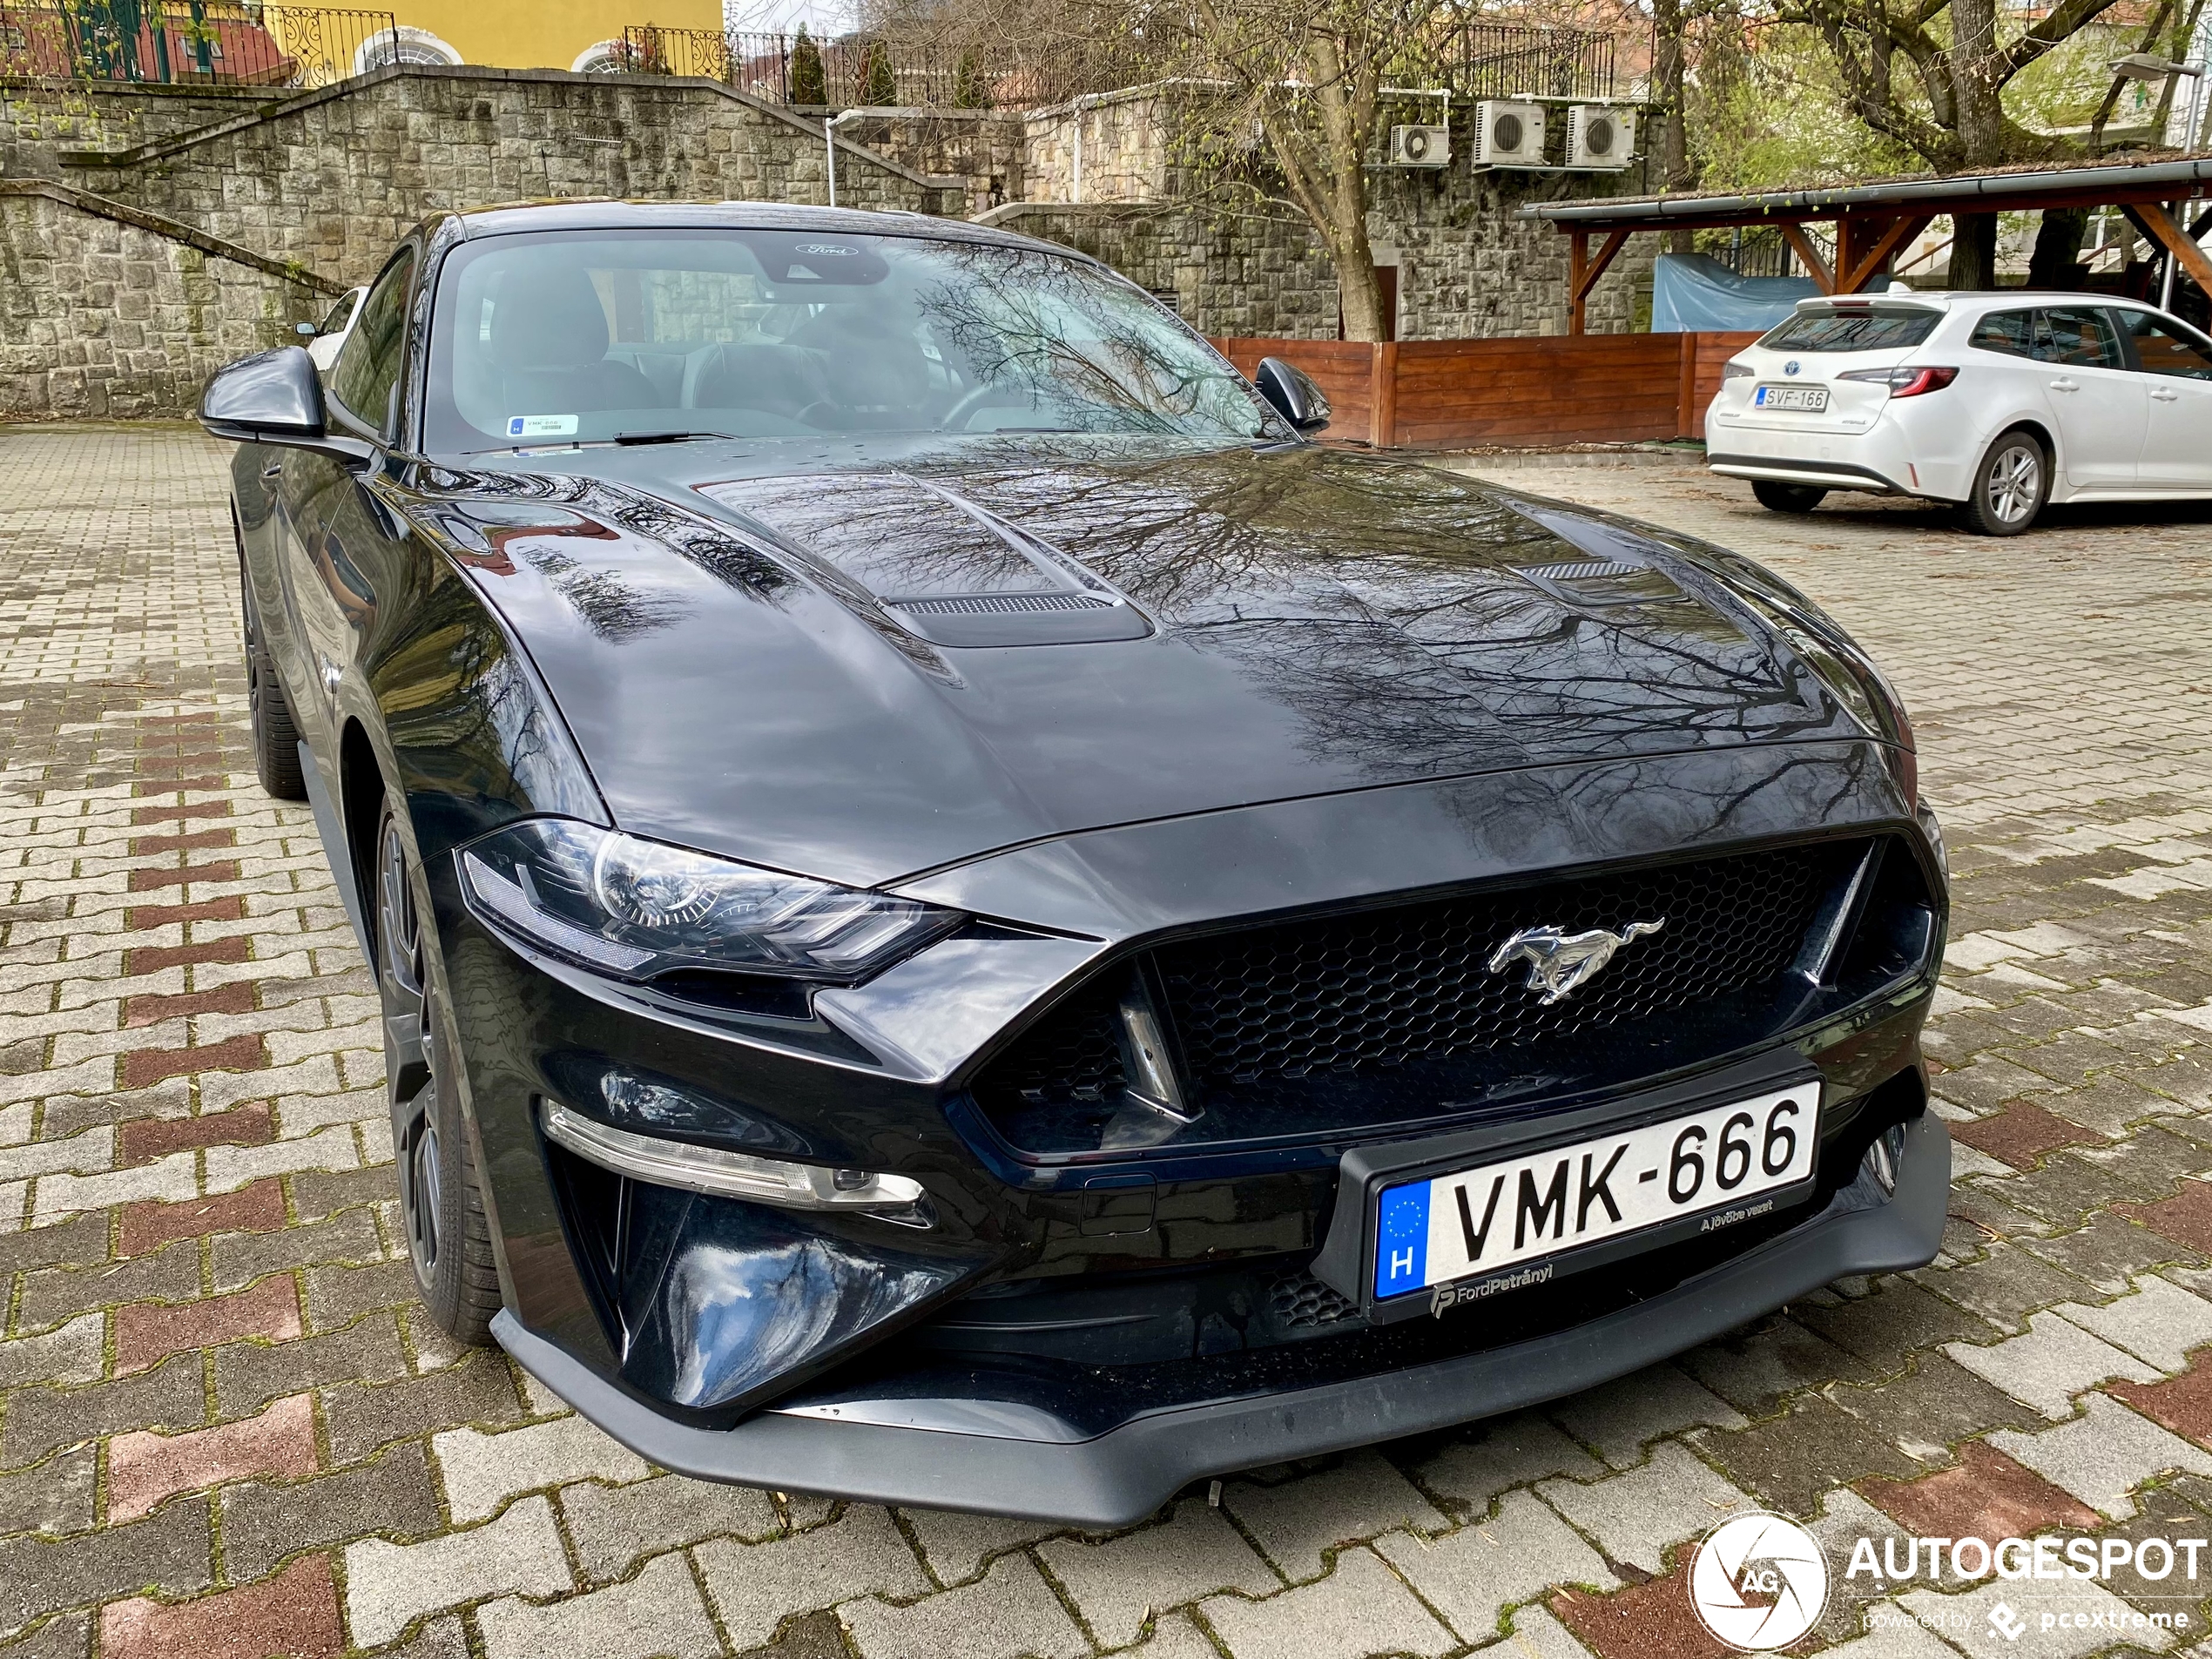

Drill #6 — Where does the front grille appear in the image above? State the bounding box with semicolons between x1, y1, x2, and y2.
1158;845;1829;1084
978;840;1867;1150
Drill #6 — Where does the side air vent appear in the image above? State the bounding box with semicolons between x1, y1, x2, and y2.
889;591;1114;616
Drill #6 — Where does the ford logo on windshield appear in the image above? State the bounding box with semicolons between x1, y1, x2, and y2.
793;242;860;256
1784;360;1802;376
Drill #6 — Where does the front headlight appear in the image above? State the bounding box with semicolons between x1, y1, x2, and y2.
457;819;962;982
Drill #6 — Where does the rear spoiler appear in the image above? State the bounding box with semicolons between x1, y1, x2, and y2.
1791;293;1946;315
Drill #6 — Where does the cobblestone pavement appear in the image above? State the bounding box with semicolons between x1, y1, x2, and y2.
4;426;2212;1659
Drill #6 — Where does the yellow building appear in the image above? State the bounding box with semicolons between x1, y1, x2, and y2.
368;0;722;74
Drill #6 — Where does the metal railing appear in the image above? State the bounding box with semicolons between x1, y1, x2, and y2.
609;18;1624;111
613;25;997;107
0;0;399;86
1451;22;1617;102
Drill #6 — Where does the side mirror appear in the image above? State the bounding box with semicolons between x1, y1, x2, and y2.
294;320;318;338
1254;355;1332;435
199;347;373;467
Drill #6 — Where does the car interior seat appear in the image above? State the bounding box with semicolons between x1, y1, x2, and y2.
487;266;658;415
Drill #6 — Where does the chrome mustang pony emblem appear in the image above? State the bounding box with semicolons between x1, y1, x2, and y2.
1487;919;1665;1005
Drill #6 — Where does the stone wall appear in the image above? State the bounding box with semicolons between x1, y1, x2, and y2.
835;109;1022;216
0;180;337;419
984;172;1655;342
0;80;265;178
58;64;958;288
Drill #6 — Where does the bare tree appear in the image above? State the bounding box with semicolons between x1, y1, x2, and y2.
1129;0;1462;341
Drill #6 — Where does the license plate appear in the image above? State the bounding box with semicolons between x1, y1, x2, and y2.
1754;384;1828;411
1372;1083;1819;1303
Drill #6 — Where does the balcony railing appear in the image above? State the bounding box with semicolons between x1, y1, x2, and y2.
1452;22;1618;102
609;19;1624;111
612;25;1136;109
1;0;401;87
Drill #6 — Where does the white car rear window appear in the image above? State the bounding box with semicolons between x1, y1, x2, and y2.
1758;311;1940;352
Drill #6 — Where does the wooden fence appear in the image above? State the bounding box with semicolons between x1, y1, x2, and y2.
1211;331;1764;449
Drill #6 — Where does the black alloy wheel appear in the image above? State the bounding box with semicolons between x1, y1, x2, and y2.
238;531;307;800
1960;428;2047;536
375;801;499;1344
1751;481;1828;515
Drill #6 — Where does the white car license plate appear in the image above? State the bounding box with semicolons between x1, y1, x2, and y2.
1372;1083;1819;1302
1754;384;1828;412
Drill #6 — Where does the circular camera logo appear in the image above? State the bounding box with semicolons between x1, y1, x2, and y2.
1689;1512;1829;1652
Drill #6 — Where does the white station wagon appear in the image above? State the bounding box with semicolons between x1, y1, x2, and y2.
1706;290;2212;533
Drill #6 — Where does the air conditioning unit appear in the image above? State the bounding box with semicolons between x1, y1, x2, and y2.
1475;100;1546;166
1568;105;1635;169
1390;124;1451;168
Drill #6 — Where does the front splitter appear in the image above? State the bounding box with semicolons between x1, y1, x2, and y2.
493;1112;1949;1528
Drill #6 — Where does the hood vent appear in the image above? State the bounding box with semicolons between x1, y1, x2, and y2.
1515;558;1685;608
1519;558;1642;583
891;591;1113;617
698;472;1154;648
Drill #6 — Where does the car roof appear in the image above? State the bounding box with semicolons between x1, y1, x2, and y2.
433;198;1092;265
1792;289;2164;314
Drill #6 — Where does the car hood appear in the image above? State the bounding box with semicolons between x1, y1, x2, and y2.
420;436;1865;889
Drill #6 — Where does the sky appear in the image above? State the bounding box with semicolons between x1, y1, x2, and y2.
725;0;859;36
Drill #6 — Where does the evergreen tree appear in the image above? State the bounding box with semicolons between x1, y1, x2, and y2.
790;23;826;105
860;37;895;105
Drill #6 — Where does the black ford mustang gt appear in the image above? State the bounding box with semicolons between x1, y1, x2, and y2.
200;200;1949;1525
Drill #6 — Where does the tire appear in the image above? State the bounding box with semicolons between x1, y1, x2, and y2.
239;538;307;801
1752;481;1828;514
1960;429;2047;536
375;800;500;1345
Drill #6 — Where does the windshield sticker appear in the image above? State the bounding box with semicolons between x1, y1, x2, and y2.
506;415;578;438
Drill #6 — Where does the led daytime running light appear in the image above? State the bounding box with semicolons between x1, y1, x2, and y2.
541;1097;929;1217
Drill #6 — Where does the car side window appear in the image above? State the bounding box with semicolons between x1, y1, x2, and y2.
2114;309;2212;380
320;293;358;336
2034;307;2123;370
1969;310;2037;356
329;252;417;441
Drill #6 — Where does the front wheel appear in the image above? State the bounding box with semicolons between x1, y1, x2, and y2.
375;801;499;1345
1961;430;2047;536
239;530;306;801
1752;481;1827;514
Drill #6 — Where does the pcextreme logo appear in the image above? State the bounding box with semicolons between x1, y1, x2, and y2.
1690;1513;1830;1652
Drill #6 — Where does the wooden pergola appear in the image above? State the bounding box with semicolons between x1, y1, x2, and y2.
1526;156;2212;333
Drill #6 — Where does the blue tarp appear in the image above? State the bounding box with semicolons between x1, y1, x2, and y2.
1650;253;1820;334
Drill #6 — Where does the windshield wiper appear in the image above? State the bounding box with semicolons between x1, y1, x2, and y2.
612;429;738;446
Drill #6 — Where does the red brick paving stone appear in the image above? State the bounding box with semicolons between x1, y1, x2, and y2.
120;1179;287;1257
132;801;233;826
1855;1440;2101;1540
126;861;241;893
106;1394;318;1523
2109;1359;2212;1448
122;981;257;1032
99;1553;345;1659
134;776;226;796
127;935;251;975
126;894;247;932
1553;1563;1734;1659
2116;1180;2212;1255
1949;1100;2109;1170
121;1032;267;1090
113;1275;301;1373
118;1101;273;1164
132;826;238;856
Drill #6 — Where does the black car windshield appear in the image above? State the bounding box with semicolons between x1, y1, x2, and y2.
423;228;1271;453
1757;308;1941;353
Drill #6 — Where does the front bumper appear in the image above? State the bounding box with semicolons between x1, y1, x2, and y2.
496;1110;1946;1526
